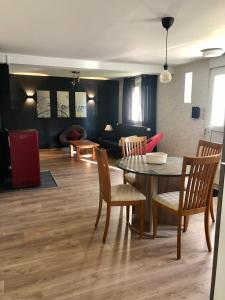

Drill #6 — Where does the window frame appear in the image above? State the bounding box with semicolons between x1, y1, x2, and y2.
184;71;193;104
208;67;225;132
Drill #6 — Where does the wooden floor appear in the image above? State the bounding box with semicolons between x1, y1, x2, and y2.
0;149;215;300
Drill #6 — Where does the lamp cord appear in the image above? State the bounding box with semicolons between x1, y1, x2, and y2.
165;29;168;67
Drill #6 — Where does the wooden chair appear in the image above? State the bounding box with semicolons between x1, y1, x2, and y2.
196;139;222;157
152;154;220;259
196;139;222;222
183;140;222;231
120;136;147;186
95;147;146;243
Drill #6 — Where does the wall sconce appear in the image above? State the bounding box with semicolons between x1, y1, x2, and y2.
26;89;35;97
88;96;95;104
25;89;36;105
105;124;113;131
25;97;35;105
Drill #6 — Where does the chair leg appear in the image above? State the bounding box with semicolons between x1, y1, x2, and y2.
210;199;215;223
102;204;111;243
126;206;130;223
123;171;127;184
204;210;212;252
177;217;182;260
139;202;144;238
152;202;158;239
183;216;189;232
95;195;103;228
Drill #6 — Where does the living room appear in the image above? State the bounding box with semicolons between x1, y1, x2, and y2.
0;1;225;300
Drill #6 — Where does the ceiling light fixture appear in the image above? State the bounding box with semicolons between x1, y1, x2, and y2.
201;48;224;58
159;16;174;84
71;71;80;86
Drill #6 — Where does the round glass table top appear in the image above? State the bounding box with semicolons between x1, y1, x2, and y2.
116;156;184;177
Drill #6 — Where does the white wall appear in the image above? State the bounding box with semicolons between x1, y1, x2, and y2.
157;57;225;156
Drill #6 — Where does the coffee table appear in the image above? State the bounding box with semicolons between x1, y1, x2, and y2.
69;140;99;161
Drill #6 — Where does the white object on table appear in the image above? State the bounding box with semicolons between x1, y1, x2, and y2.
146;152;168;164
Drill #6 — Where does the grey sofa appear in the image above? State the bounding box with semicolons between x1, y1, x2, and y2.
59;125;87;146
98;124;149;156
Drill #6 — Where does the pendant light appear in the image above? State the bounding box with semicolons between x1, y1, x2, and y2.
160;17;174;84
71;71;80;86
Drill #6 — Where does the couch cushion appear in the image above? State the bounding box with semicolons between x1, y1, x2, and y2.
146;132;164;153
116;124;147;137
68;129;81;140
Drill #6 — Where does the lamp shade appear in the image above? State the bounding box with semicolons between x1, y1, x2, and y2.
105;124;113;131
160;69;172;83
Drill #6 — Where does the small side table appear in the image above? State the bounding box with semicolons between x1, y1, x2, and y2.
69;140;99;161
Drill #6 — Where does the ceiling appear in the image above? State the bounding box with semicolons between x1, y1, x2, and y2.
1;0;225;77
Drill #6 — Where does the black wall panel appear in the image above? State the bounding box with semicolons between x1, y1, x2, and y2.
0;68;119;148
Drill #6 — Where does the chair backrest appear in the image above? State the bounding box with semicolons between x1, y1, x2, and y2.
179;154;221;213
146;132;164;153
121;136;147;157
95;147;111;202
196;139;222;157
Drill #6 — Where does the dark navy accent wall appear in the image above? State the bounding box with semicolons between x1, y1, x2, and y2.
0;64;119;148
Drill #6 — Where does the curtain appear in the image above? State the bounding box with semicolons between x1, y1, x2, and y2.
122;77;135;125
141;75;157;135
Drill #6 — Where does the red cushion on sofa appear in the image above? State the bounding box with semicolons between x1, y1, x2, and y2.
68;129;81;140
146;132;164;153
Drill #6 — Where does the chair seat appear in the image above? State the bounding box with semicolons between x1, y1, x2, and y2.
111;184;146;202
153;191;181;211
124;172;136;185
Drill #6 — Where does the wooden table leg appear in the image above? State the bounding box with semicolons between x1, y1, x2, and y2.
76;147;80;161
132;174;158;236
130;175;180;237
70;145;74;158
92;146;96;160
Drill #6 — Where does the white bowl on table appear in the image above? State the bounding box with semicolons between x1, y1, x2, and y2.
146;152;168;164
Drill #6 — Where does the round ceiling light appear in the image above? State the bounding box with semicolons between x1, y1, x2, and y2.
201;48;224;58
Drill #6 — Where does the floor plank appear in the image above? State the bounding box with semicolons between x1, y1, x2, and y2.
0;149;214;299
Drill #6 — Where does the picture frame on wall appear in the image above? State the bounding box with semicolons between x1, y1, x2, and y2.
36;90;51;118
75;92;87;118
57;91;69;118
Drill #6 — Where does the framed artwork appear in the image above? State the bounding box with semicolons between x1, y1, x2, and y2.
37;90;51;118
57;91;69;118
75;92;87;118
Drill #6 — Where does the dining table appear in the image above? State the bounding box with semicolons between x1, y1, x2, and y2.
116;155;187;237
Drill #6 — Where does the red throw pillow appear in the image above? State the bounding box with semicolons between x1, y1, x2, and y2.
68;129;81;140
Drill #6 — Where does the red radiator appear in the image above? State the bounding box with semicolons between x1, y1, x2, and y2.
9;130;40;188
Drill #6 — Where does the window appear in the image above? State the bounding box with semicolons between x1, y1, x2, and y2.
131;77;142;123
184;72;193;103
210;71;225;127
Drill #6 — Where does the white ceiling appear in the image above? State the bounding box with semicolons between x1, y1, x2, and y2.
1;0;225;77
